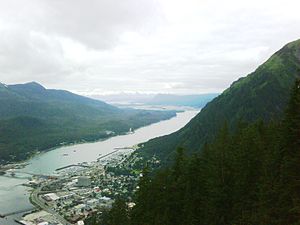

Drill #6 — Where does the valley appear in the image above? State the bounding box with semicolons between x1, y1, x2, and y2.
0;110;198;225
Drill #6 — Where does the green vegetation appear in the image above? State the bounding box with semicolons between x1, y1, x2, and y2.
85;198;130;225
0;82;176;163
88;79;300;225
138;38;300;165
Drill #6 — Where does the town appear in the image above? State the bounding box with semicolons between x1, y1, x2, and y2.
17;147;160;225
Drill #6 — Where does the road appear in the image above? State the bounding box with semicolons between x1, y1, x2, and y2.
31;185;72;225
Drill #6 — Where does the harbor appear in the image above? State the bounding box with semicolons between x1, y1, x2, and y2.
0;110;198;225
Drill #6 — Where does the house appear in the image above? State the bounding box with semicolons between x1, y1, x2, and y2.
86;199;98;206
74;204;87;214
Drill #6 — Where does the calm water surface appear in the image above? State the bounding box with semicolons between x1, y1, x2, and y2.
0;110;198;224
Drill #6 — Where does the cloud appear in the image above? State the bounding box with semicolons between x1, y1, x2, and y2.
0;27;67;84
0;0;300;94
0;0;162;84
0;0;162;49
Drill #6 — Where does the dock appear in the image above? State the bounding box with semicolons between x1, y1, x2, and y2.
113;147;133;150
56;164;91;171
97;149;120;161
14;220;27;225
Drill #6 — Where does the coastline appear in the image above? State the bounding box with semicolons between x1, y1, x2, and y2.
0;110;199;225
0;112;178;171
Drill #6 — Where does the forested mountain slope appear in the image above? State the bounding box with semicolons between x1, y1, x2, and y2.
0;82;176;163
139;39;300;164
86;59;300;225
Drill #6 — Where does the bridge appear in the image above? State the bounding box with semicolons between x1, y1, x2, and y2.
5;170;59;179
0;207;36;218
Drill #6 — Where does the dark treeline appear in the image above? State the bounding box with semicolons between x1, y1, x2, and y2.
87;80;300;225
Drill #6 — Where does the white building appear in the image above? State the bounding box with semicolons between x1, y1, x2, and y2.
43;193;59;201
37;222;49;225
59;193;74;200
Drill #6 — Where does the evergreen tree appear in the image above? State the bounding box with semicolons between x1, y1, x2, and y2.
92;80;300;225
107;198;130;225
278;79;300;224
131;166;153;225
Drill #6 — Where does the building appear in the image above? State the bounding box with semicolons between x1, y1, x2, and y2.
74;204;87;214
98;196;113;208
86;199;98;206
43;193;59;201
37;222;49;225
59;193;74;200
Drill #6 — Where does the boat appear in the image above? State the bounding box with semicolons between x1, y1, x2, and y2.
126;128;135;134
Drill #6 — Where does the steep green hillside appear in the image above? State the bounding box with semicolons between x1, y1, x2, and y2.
0;82;176;163
138;39;300;164
92;80;300;225
0;82;119;119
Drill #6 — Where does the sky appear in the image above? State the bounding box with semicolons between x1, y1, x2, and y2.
0;0;300;95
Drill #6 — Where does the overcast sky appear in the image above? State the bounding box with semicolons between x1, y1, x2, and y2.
0;0;300;95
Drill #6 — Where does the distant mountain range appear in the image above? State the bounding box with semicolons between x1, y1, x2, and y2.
0;82;119;120
138;39;300;164
90;93;219;108
145;94;219;107
0;82;176;163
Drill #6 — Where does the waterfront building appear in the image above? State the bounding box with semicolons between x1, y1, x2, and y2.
43;193;59;201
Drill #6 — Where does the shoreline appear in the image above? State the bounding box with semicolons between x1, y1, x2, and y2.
26;145;136;225
0;112;179;172
0;110;199;225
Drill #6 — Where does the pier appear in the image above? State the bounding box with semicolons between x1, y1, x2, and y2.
56;164;91;171
97;149;120;161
